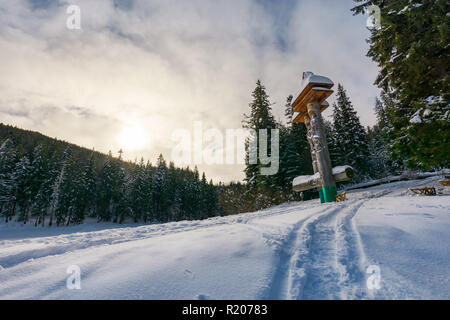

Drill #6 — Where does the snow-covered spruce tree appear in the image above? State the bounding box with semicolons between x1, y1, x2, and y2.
375;91;407;173
31;152;59;226
143;160;154;222
323;120;339;168
243;80;277;187
352;0;450;169
25;145;49;224
48;147;71;226
199;172;208;219
206;178;219;217
80;153;97;219
191;166;201;219
179;167;190;220
179;166;196;220
15;145;47;223
166;161;181;221
284;95;294;126
332;84;370;180
276;95;311;200
0;139;17;221
242;80;277;210
67;155;99;226
366;96;403;178
153;154;169;222
55;152;79;226
46;154;62;222
129;158;147;222
97;151;124;222
12;155;32;222
367;125;389;179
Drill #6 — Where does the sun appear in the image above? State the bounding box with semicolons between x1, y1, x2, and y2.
118;126;149;151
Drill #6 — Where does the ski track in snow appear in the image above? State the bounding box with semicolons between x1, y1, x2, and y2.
265;176;449;300
0;175;449;299
0;200;323;270
267;201;367;300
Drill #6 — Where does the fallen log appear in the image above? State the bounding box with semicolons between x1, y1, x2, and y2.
293;166;354;192
345;170;449;191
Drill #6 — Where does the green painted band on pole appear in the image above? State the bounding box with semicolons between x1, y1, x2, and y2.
319;190;325;203
322;186;337;203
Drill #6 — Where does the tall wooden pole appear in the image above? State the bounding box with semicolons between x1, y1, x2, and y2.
307;101;336;202
304;115;325;202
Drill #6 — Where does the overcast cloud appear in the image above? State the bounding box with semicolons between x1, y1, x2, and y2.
0;0;380;182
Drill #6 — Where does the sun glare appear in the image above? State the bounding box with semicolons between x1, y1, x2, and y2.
119;126;149;151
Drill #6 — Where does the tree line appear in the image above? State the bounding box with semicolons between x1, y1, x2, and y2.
0;130;220;226
220;80;390;214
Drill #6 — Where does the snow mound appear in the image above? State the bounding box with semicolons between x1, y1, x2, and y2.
301;71;334;89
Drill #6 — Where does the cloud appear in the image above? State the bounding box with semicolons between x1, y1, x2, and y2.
0;0;380;182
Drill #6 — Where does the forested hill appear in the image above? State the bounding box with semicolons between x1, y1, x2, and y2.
0;123;221;226
0;122;119;171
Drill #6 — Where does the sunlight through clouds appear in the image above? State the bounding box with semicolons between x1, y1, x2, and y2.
0;0;380;182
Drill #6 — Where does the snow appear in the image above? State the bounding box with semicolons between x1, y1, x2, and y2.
398;4;421;14
398;6;409;14
292;174;315;188
332;165;353;174
293;166;352;188
0;176;449;299
426;95;443;105
410;116;422;124
410;109;423;124
301;71;334;89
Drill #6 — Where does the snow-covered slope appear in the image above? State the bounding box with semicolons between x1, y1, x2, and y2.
0;176;449;299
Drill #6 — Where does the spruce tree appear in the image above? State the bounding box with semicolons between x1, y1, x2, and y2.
32;152;58;226
274;95;312;202
56;153;78;226
323;120;339;167
243;80;277;188
352;0;450;169
14;155;33;223
153;154;168;221
27;145;47;223
143;161;154;222
81;154;97;218
332;84;370;179
206;179;219;217
0;139;17;221
166;162;180;221
98;151;116;222
47;148;71;226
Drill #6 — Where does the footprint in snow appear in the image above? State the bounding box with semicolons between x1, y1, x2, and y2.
184;269;195;280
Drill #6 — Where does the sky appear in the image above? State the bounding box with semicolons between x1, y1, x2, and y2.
0;0;381;183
